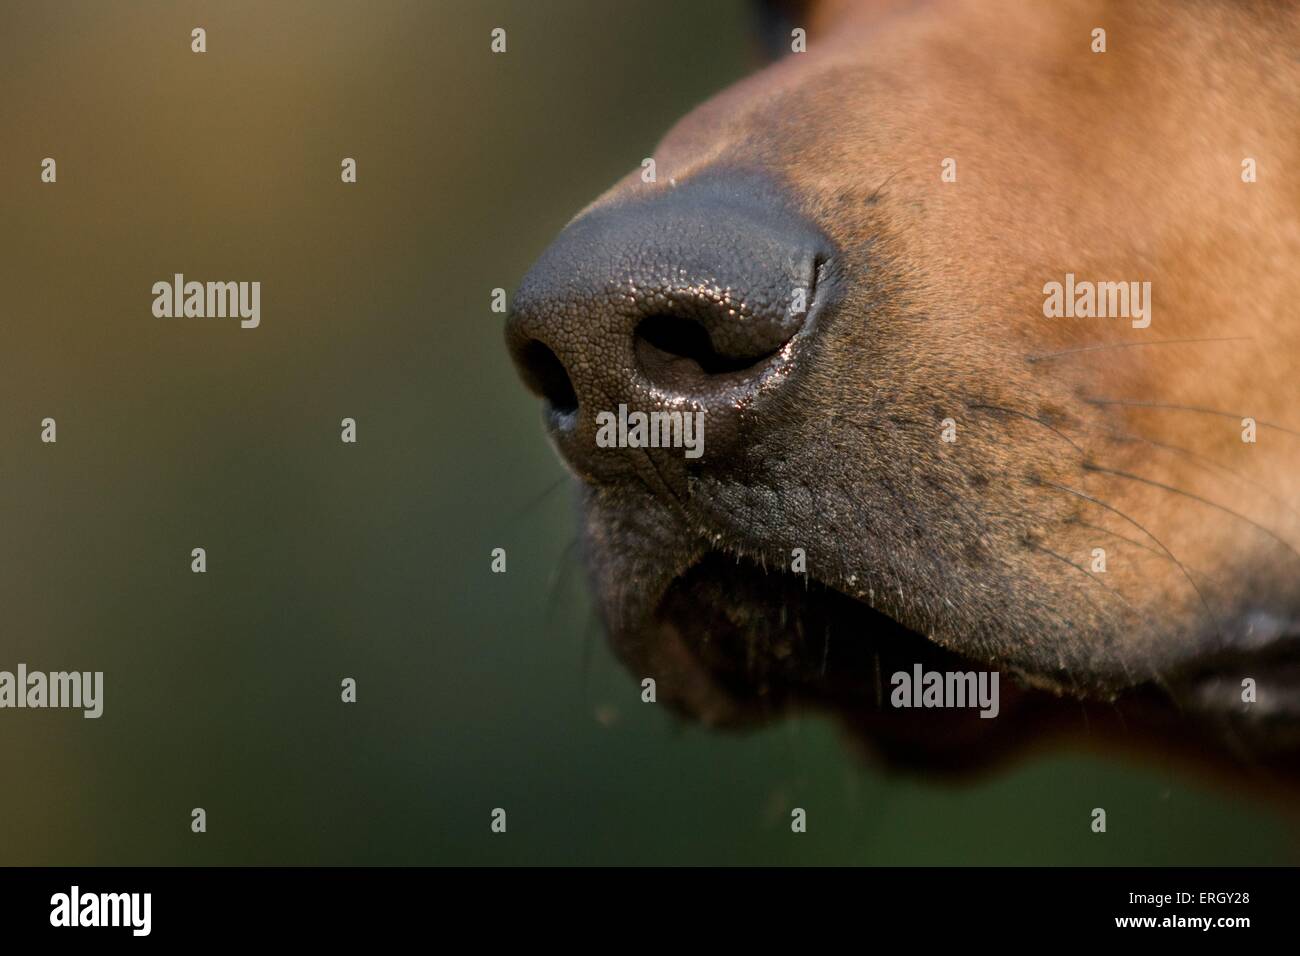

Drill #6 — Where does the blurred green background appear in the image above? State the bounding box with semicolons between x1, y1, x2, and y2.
0;0;1295;865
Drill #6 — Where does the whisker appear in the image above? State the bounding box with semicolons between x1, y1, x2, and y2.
919;472;994;544
1069;517;1171;560
865;169;900;205
500;471;571;531
966;402;1085;456
1093;427;1300;520
1085;398;1300;438
1082;462;1300;562
1024;544;1167;685
1035;477;1222;639
1026;541;1146;633
1026;336;1253;364
1024;538;1149;686
545;535;583;635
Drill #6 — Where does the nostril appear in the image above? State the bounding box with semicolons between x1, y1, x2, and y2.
634;314;778;378
518;340;579;415
508;173;835;443
631;254;826;388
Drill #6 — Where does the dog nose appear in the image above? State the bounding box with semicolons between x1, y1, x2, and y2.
506;172;831;482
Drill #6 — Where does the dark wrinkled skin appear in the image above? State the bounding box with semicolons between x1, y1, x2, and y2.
507;0;1300;786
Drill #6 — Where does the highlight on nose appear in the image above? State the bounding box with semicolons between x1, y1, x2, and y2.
505;171;832;471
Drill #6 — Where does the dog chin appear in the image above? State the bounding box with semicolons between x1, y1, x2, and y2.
581;485;1300;780
593;522;1043;768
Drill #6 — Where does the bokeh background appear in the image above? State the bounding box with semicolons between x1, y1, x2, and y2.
0;0;1295;864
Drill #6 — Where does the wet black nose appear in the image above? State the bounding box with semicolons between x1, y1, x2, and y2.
506;172;831;480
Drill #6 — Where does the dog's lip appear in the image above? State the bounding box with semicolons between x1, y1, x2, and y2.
601;543;941;725
656;546;930;644
654;528;908;622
